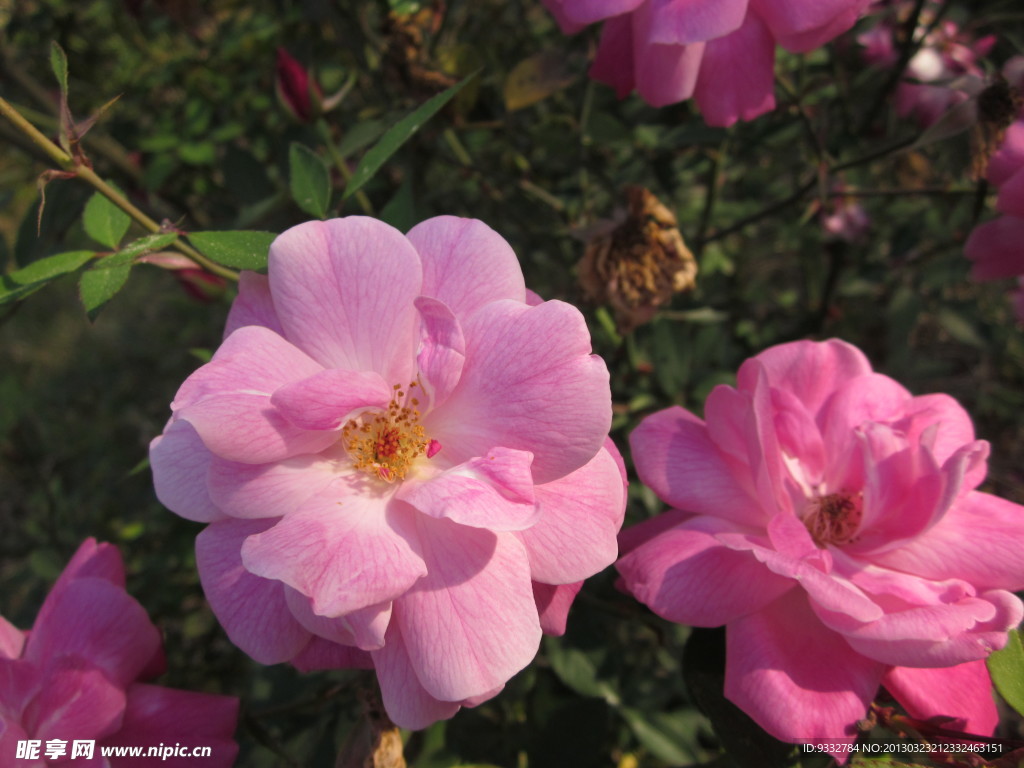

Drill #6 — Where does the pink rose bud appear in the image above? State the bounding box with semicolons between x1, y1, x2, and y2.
275;47;321;123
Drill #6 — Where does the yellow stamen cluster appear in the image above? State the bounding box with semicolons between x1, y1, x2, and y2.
342;382;428;483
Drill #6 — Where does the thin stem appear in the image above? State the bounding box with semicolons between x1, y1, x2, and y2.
858;0;930;133
315;118;375;216
0;95;237;281
694;139;727;258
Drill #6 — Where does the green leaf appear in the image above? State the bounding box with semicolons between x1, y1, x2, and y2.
50;41;69;98
545;637;620;705
988;629;1024;717
79;262;132;320
99;233;180;269
0;250;95;304
344;71;479;199
380;176;416;232
620;708;702;766
289;143;332;219
83;190;131;249
187;230;275;270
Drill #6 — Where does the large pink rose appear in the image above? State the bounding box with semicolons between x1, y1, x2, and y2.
617;339;1024;760
0;539;239;767
543;0;872;125
150;216;626;728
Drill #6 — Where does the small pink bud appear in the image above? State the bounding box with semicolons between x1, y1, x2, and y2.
275;47;321;123
426;439;442;458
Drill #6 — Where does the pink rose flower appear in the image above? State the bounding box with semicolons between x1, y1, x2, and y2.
966;118;1024;284
617;339;1024;760
150;216;626;728
542;0;872;125
0;539;239;766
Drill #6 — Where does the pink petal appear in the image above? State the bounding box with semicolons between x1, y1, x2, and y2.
883;661;998;736
172;325;323;412
180;392;339;465
241;482;427;616
207;450;342;520
24;659;126;742
397;447;539;531
268;218;422;383
372;621;461;730
693;12;775;126
987;122;1024;186
291;638;374;672
397;516;541;702
590;14;636;99
149;420;223;522
740;338;873;417
617;516;794;626
24;579;161;688
753;0;871;53
618;508;693;555
406;217;527;321
428;300;611;485
646;0;748;46
996;167;1024;218
284;587;391;650
195;519;312;664
898;393;985;490
965;216;1024;281
533;581;583;635
103;684;239;767
541;0;589;34
223;271;283;339
630;407;765;526
414;296;466;410
517;443;626;583
269;368;392;431
634;38;705;107
0;616;24;659
725;591;885;748
872;492;1024;591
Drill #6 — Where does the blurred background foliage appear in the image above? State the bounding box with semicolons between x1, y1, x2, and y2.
2;0;1024;766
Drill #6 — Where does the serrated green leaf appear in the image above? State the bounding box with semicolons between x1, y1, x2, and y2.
289;143;331;219
50;41;69;98
79;263;131;320
0;250;95;304
344;71;479;199
988;629;1024;717
83;190;131;249
187;230;275;270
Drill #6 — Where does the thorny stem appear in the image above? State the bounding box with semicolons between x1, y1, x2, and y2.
0;95;238;282
315;117;375;216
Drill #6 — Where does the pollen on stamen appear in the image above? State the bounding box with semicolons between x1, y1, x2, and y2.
804;492;863;547
342;384;439;483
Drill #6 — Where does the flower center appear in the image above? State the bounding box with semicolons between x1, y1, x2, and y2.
341;382;437;483
804;492;863;547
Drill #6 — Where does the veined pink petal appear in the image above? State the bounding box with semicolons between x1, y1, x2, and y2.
533;582;583;636
518;442;626;584
590;14;636;99
241;484;427;616
629;406;765;527
397;516;541;702
397;447;539;531
965;216;1024;281
268;218;422;382
407;217;526;321
618;516;794;626
753;0;871;53
882;662;998;736
618;508;693;556
270;368;392;431
725;591;885;748
645;0;748;46
693;13;775;126
179;392;339;465
636;41;705;107
23;580;161;689
23;659;126;742
414;296;466;410
195;519;312;665
207;450;343;520
428;300;611;484
872;492;1024;591
898;393;985;490
172;325;323;413
283;588;390;650
223;271;283;339
149;420;223;523
372;621;460;730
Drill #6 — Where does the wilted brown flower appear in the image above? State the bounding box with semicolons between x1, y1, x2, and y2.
382;4;458;96
578;186;697;334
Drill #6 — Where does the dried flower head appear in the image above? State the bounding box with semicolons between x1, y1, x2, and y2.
579;186;697;334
